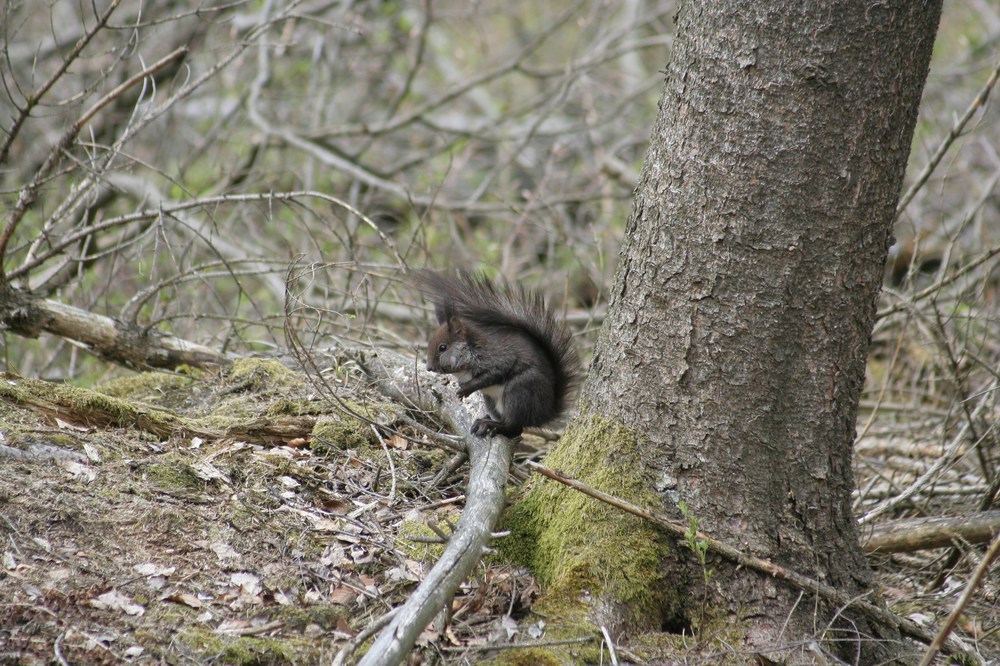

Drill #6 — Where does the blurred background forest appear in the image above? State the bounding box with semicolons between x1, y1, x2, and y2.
2;0;672;380
0;0;997;381
2;0;1000;658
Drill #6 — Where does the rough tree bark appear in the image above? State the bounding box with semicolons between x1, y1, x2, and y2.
509;1;943;663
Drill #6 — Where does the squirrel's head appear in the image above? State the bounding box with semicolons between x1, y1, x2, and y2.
426;315;471;374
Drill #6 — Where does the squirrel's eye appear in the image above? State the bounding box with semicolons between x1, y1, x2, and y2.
438;343;448;352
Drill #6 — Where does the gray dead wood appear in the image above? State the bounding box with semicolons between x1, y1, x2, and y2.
0;441;87;462
863;511;1000;554
351;349;513;666
0;285;228;371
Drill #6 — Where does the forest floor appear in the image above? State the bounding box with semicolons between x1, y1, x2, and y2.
0;354;997;665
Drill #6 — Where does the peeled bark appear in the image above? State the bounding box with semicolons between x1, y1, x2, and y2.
517;1;943;663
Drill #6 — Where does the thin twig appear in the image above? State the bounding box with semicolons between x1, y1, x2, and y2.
880;170;1000;319
331;607;399;666
895;55;1000;221
0;0;124;166
0;47;188;276
9;191;394;281
859;396;989;525
600;625;620;666
371;424;398;500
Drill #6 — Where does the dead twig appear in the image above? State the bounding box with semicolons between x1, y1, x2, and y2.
894;55;1000;221
334;347;516;666
0;47;188;275
0;0;124;166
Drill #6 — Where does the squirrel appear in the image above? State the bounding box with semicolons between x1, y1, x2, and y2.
415;269;580;438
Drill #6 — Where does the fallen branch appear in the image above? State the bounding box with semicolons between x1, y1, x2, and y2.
349;349;514;666
863;511;1000;554
341;349;985;663
0;376;217;441
0;285;228;371
0;441;87;462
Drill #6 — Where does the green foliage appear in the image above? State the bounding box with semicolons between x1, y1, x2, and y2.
678;500;713;637
677;500;711;585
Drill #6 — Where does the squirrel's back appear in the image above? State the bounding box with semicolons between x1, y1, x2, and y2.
415;269;580;421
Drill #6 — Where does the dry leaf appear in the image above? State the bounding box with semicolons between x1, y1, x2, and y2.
320;498;351;514
309;517;338;532
90;590;145;616
134;563;176;577
230;572;262;596
211;542;241;562
82;443;102;462
55;417;89;432
123;645;144;658
329;586;359;604
166;593;204;609
215;619;252;634
59;460;96;482
335;617;356;637
191;460;229;483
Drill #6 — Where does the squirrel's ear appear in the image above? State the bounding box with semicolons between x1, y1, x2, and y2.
434;302;449;325
447;314;467;337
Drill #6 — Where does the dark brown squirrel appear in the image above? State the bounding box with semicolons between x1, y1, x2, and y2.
415;269;580;438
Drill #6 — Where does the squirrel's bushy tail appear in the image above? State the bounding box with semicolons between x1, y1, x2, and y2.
414;269;581;418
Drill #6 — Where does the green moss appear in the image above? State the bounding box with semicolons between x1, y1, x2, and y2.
628;619;754;665
497;412;755;660
272;603;347;632
630;631;700;660
498;412;673;633
202;359;312;428
226;358;305;395
0;375;191;439
176;626;321;665
266;398;310;417
97;371;195;401
397;518;448;561
483;647;565;666
310;413;373;455
144;459;207;492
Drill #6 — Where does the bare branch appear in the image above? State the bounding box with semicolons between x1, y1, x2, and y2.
0;0;124;166
895;55;1000;221
918;532;1000;666
345;348;513;666
0;284;228;370
863;511;1000;553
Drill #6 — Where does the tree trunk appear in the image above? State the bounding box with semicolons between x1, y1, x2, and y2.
509;1;942;662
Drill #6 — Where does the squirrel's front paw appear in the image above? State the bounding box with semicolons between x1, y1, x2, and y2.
471;418;499;437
